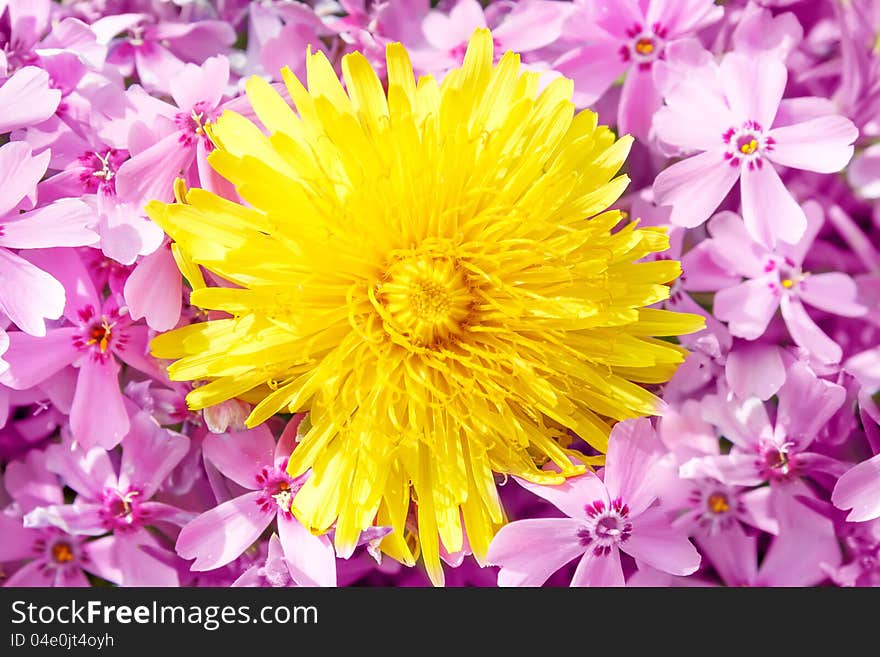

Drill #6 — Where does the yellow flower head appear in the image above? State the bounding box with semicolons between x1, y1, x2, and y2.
148;29;703;585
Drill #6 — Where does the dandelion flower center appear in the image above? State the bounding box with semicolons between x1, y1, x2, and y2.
378;255;473;347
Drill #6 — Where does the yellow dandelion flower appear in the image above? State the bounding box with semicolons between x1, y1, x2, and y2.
147;29;704;585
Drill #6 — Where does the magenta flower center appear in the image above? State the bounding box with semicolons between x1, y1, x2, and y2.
255;463;302;519
175;101;220;148
620;23;668;69
577;498;632;556
33;531;85;571
79;148;127;196
99;487;144;533
72;305;130;362
722;121;775;170
758;442;799;482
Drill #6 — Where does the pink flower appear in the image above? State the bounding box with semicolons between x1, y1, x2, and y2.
487;418;700;586
0;449;101;586
0;249;166;448
652;50;858;246
680;361;848;487
114;55;235;210
22;412;193;586
707;203;866;363
0;142;97;336
556;0;723;140
698;486;840;586
92;13;235;95
175;418;337;587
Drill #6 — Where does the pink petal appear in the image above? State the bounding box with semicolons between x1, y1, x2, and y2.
112;324;169;382
0;249;66;337
621;507;701;576
4;559;57;587
653;150;739;228
133;45;186;94
767;115;858;173
756;486;840;586
492;1;572;51
169;56;229;113
70;357;130;449
570;546;625;587
0;514;38;561
95;200;165;266
0;327;78;389
514;468;608;520
739;486;779;534
553;42;628;107
779;294;842;364
706;211;769;278
720;52;786;127
798;272;866;317
679;240;742;291
740;162;806;247
422;0;486;50
0;66;61;134
713;277;779;340
701;394;772;449
45;440;117;499
80;535;124;585
278;513;337;587
0;199;98;248
724;343;785;401
118;411;190;498
832;454;880;522
487;518;586;587
24;503;106;536
695;523;757;586
652;0;723;36
776;361;845;445
203;425;275;490
603;417;662;515
618;66;661;142
4;450;64;512
116;534;180;587
776;199;824;267
0;142;48;217
115;132;193;208
124;246;183;331
175;491;275;570
679;453;765;487
23;248;100;325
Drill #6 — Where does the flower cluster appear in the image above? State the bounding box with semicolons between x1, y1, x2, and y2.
0;0;878;588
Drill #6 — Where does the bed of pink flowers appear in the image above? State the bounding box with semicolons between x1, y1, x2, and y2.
1;0;879;588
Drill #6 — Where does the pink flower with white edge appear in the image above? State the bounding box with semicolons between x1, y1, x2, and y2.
175;417;337;587
707;202;866;364
487;418;700;587
652;50;858;246
556;0;723;140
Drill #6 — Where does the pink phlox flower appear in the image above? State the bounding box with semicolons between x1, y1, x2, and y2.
0;142;97;337
555;0;723;140
0;248;167;448
92;13;235;94
21;412;193;586
680;361;849;488
487;418;700;587
698;484;840;586
175;416;338;587
652;48;858;246
114;55;235;210
0;448;105;586
708;202;867;364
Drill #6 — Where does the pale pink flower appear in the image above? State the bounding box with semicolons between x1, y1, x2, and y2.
707;203;866;363
487;418;700;587
652;51;858;246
